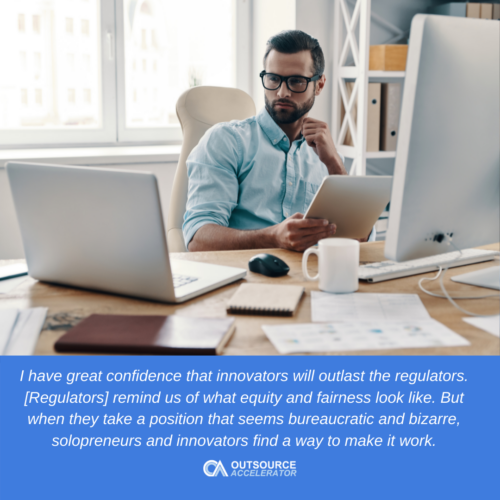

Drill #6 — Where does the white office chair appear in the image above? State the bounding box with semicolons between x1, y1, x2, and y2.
166;86;256;253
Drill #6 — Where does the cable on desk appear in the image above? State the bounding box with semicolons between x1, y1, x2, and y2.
418;247;500;317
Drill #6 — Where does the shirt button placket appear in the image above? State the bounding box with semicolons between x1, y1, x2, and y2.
284;152;295;219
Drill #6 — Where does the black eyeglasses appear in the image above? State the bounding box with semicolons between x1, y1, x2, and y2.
259;71;321;93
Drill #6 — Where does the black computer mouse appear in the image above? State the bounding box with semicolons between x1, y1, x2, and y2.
248;253;290;277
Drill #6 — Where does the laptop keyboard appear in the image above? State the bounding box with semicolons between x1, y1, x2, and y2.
172;273;199;288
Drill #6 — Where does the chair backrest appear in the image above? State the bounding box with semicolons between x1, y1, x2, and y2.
166;86;256;252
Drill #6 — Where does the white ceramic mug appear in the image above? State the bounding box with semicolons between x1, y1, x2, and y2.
302;238;359;293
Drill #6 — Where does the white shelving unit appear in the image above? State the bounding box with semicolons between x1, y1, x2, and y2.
332;0;407;175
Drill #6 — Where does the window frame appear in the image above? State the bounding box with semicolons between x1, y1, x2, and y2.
114;0;183;144
1;0;251;149
0;0;117;148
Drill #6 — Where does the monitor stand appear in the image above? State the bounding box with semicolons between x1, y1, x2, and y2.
451;265;500;291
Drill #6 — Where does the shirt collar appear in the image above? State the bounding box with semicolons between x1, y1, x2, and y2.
257;108;306;152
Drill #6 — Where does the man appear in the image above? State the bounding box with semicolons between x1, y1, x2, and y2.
183;30;370;252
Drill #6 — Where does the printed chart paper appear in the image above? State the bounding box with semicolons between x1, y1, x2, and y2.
0;276;28;294
311;291;431;323
0;310;19;354
0;308;48;355
463;315;500;337
263;319;470;354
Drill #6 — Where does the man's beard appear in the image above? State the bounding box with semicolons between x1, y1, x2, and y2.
265;94;315;125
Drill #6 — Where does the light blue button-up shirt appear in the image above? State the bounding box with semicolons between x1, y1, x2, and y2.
183;108;373;246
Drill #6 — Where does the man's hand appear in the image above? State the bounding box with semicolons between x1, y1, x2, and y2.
271;213;336;252
356;228;375;243
188;215;336;252
302;117;347;175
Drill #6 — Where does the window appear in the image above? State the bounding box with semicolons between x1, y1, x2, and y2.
0;1;106;142
0;0;281;147
117;0;236;141
82;19;90;36
20;52;27;72
34;53;41;78
33;15;41;34
82;54;91;73
18;14;25;33
67;54;75;72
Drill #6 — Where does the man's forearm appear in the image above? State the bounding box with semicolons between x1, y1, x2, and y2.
188;224;276;252
324;152;347;175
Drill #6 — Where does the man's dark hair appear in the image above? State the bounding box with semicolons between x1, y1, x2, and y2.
263;30;325;76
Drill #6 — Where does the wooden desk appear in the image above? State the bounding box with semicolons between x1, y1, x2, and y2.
1;242;498;356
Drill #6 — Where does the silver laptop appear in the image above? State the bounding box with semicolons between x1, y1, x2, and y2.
6;162;246;303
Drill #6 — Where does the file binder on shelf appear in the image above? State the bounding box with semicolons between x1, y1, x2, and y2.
341;82;381;153
380;83;401;152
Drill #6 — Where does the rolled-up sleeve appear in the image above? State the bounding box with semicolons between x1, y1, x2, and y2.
182;124;241;247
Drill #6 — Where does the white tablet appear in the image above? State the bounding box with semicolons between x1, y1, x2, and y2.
304;176;393;239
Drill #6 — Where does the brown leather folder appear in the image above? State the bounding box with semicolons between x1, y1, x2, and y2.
55;314;235;355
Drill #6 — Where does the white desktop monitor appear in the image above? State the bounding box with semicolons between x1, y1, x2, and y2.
385;15;499;269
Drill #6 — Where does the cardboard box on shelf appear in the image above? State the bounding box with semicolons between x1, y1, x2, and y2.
369;45;408;71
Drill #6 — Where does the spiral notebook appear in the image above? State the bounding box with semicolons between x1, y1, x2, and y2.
227;284;304;316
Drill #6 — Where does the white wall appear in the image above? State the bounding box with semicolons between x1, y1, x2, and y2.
252;0;296;111
295;0;333;125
